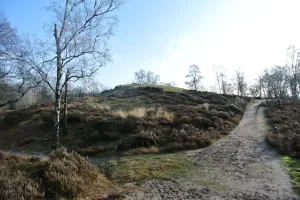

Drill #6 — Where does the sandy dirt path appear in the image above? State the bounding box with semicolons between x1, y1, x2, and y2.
128;100;298;200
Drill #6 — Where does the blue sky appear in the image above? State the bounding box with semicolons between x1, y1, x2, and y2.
2;0;300;89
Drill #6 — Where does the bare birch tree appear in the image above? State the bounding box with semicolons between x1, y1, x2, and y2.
185;64;202;91
213;65;228;94
286;46;300;99
0;13;40;108
134;69;160;84
32;0;122;149
235;69;247;96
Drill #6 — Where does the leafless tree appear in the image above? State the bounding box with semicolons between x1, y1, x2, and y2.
38;83;53;103
163;81;177;87
234;69;247;96
134;69;160;84
80;76;109;95
146;71;160;84
258;66;290;98
0;13;40;108
134;69;146;84
185;64;202;91
225;81;235;95
30;0;122;149
213;65;228;94
286;46;300;98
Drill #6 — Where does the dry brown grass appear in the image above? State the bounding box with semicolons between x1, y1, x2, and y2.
76;145;106;156
112;107;174;121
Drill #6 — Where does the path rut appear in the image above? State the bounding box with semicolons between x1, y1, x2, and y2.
128;100;298;200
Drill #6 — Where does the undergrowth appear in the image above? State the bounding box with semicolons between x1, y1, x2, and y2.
0;84;250;155
262;100;300;157
0;149;122;200
262;100;300;195
0;149;192;199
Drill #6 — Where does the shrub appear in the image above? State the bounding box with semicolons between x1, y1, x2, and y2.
76;145;106;156
0;168;45;200
226;104;243;114
44;148;102;198
0;150;117;200
118;130;160;151
264;100;300;157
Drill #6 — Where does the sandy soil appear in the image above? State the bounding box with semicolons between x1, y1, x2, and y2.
128;100;298;200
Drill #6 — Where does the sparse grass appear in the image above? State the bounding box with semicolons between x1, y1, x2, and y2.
281;156;300;194
98;153;192;183
85;102;111;110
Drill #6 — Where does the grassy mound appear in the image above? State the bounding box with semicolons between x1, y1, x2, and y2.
0;149;118;200
0;84;250;155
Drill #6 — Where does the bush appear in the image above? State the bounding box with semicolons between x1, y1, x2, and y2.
0;168;44;200
44;148;102;198
76;145;106;156
0;149;117;199
118;130;160;151
264;100;300;157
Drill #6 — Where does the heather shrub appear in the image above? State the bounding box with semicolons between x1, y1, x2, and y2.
0;85;250;155
76;145;106;156
0;168;44;200
118;130;160;151
0;150;116;200
44;148;101;198
263;100;300;157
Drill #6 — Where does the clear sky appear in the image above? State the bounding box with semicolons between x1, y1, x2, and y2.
2;0;300;89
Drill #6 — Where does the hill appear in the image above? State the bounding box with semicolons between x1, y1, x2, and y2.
0;84;250;156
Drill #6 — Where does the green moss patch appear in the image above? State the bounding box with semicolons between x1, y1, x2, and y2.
281;156;300;194
98;153;193;183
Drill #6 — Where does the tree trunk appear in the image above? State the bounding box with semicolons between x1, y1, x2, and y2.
63;70;69;135
259;77;262;98
52;92;61;150
52;23;63;150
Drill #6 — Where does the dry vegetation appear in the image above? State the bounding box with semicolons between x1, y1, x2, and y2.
262;100;300;157
0;148;124;200
262;100;300;193
0;84;250;155
0;149;193;199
